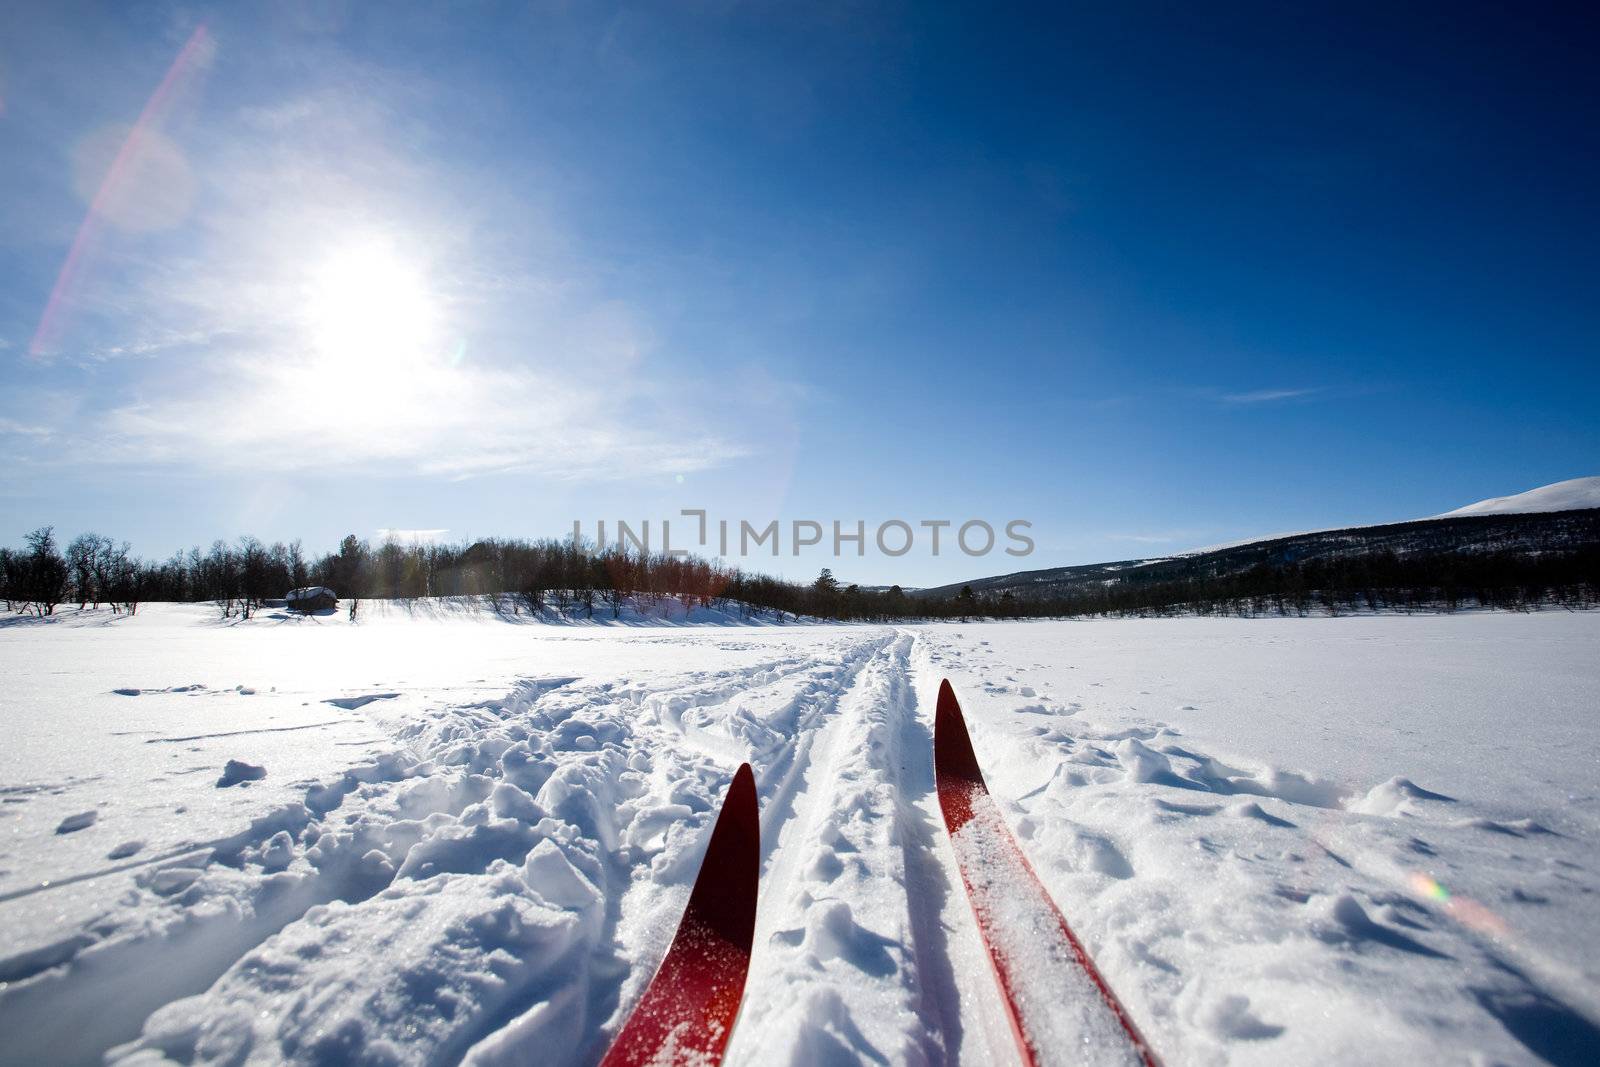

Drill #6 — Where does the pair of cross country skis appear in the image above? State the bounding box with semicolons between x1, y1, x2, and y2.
598;680;1162;1067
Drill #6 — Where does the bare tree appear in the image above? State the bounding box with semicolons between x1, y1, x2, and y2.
236;536;272;619
0;547;16;612
67;533;100;609
87;534;119;610
23;526;69;617
103;541;143;615
288;540;308;589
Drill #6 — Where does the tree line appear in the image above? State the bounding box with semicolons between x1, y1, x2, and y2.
0;527;927;622
1;528;149;617
960;544;1600;618
3;523;1596;623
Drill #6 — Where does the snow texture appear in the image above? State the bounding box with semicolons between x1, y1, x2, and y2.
1;601;1597;1066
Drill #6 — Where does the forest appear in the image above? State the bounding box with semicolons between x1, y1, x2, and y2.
3;517;1597;623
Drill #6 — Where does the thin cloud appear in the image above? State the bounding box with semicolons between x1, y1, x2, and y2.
0;418;55;438
1218;387;1322;405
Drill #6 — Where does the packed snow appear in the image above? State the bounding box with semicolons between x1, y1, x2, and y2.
1;602;1597;1066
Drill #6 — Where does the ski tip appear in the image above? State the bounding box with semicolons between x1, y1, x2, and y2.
683;761;760;951
726;763;757;839
600;764;760;1067
933;678;984;787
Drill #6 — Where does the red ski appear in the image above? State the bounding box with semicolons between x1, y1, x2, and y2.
599;762;760;1067
934;680;1160;1067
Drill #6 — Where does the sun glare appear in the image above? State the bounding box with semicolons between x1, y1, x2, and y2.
303;238;440;377
271;232;465;445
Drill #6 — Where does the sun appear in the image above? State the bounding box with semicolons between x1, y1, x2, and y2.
303;237;441;376
275;232;458;439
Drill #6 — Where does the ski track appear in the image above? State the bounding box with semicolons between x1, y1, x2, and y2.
3;611;1598;1067
0;629;1023;1067
1;629;990;1067
724;632;936;1066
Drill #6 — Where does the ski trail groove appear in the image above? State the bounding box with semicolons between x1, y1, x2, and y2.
889;634;967;1066
725;631;946;1067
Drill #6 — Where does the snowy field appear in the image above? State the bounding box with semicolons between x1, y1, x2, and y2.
1;603;1597;1066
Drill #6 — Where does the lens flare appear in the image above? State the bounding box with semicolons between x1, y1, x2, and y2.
28;24;213;359
1408;871;1509;938
1408;872;1450;901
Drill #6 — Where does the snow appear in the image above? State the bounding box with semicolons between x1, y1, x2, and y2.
1437;475;1600;517
1;602;1598;1065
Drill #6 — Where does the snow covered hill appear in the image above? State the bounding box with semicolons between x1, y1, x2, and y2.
917;477;1600;604
1168;476;1600;558
1437;475;1600;517
1;604;1597;1065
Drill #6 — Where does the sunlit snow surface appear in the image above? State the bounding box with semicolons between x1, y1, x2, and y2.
1;602;1597;1066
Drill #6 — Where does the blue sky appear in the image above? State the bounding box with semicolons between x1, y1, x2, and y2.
3;2;1596;586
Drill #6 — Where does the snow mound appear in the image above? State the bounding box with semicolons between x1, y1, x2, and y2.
1348;776;1456;816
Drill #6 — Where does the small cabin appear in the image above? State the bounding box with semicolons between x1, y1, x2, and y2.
285;586;338;613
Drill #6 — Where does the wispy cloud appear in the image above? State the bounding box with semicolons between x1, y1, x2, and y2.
6;57;774;484
1217;387;1322;405
0;418;55;439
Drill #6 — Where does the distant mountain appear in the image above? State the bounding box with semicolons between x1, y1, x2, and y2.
1436;476;1600;517
915;478;1600;606
1174;476;1600;556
